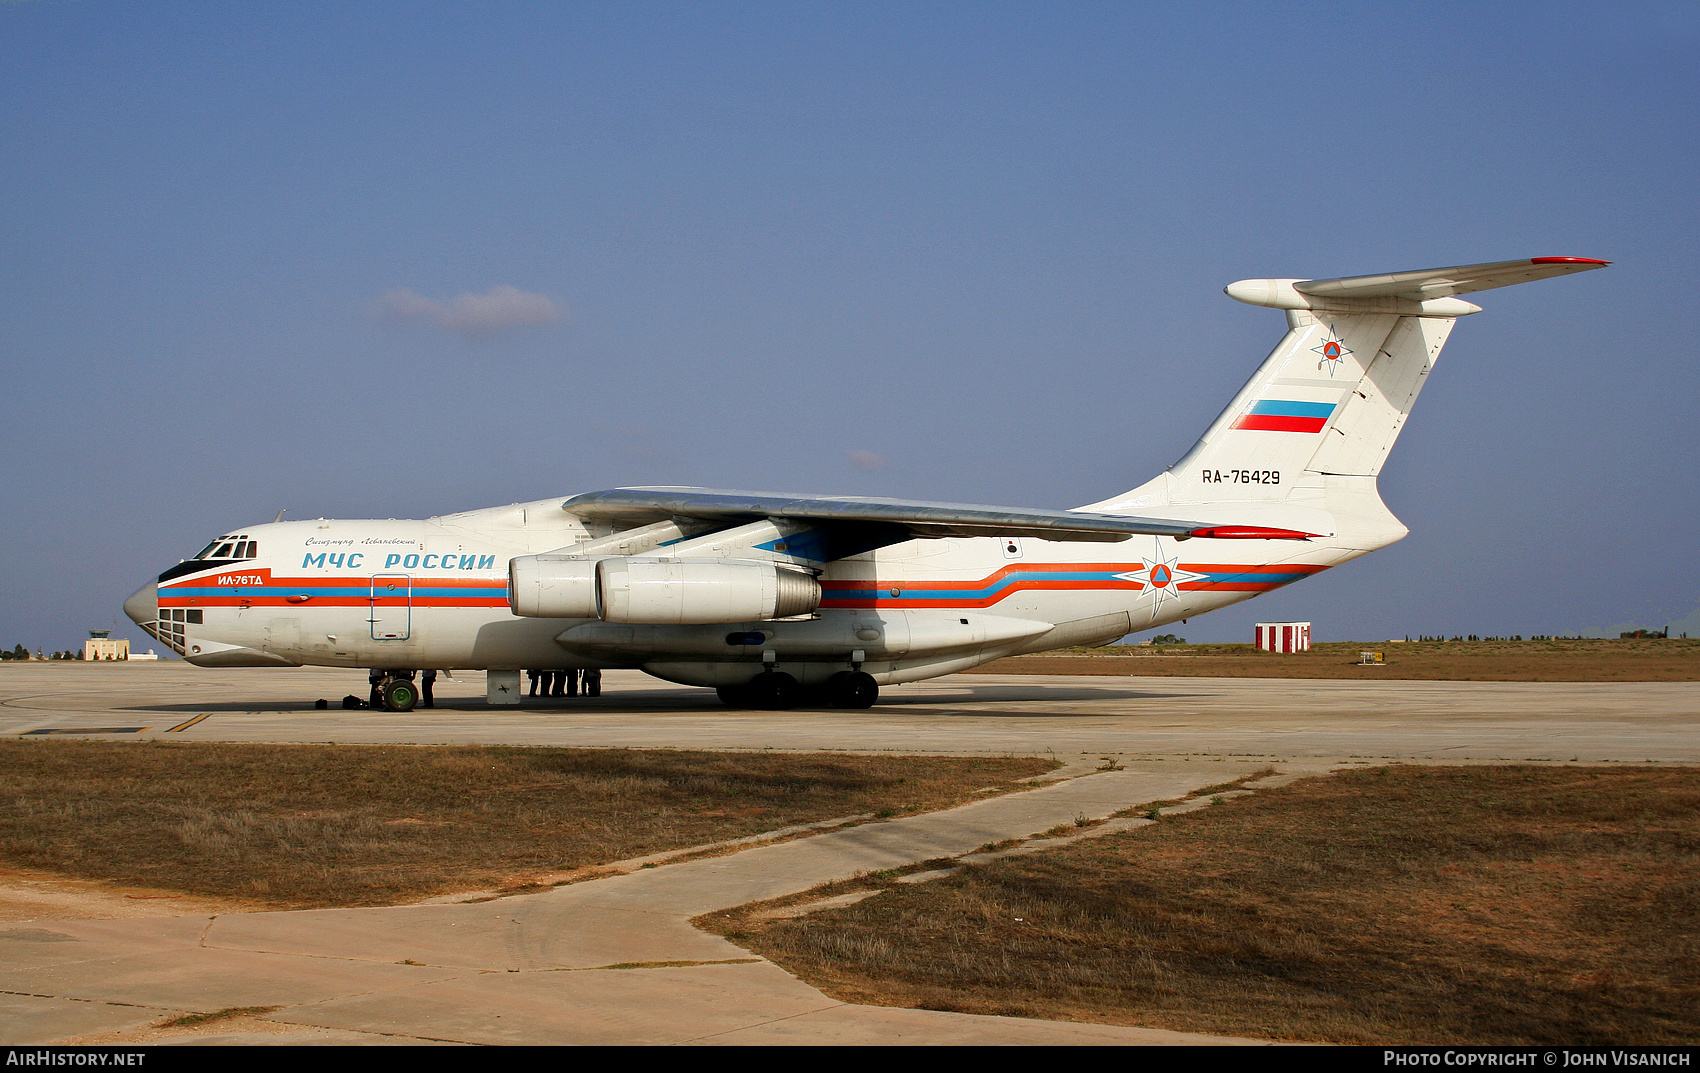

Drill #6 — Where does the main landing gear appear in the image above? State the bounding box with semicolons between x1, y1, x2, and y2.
824;670;879;708
717;670;878;711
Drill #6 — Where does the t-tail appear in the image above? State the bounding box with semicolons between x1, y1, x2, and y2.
1083;256;1609;552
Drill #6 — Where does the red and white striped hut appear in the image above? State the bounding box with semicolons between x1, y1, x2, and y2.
1255;622;1311;653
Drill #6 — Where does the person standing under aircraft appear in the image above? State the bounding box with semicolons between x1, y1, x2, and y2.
368;668;383;709
583;668;601;697
527;668;540;697
421;669;437;709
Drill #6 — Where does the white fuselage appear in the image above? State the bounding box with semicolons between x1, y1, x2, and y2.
144;492;1387;688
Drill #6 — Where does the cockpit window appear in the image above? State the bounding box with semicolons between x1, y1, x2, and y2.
193;535;256;561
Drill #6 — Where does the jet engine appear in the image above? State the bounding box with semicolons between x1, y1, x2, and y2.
509;554;821;624
507;555;600;618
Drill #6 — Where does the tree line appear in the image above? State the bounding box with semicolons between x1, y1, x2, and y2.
0;645;85;661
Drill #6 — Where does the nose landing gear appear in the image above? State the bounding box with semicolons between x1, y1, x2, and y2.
381;676;419;712
365;670;421;712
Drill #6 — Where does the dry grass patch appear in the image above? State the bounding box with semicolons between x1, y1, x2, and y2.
708;765;1700;1044
982;637;1700;681
156;1006;281;1028
0;741;1052;908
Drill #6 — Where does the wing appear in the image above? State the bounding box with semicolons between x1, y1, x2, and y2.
561;487;1316;543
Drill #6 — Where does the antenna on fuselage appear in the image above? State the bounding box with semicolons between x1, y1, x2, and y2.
274;509;288;522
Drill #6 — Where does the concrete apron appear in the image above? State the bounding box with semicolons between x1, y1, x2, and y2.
5;761;1292;1046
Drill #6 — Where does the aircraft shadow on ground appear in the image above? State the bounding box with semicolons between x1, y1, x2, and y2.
894;686;1197;703
122;684;1197;715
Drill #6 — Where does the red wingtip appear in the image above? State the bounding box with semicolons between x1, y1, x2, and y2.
1530;257;1611;265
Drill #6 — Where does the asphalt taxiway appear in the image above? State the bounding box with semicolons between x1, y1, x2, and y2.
1;662;1695;1045
3;662;1696;762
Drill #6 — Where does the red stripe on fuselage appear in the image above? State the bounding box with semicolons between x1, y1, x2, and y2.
158;568;509;608
818;562;1144;593
820;579;1147;610
1177;562;1330;592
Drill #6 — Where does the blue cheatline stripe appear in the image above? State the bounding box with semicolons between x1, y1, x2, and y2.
1194;571;1311;584
1247;399;1336;418
825;570;1128;602
412;587;509;599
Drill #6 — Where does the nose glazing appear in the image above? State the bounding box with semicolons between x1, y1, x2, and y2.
124;582;158;630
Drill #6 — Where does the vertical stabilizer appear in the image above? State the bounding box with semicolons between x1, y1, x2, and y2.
1085;257;1608;515
1304;313;1454;477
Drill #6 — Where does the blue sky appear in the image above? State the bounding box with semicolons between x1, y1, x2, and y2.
2;0;1696;651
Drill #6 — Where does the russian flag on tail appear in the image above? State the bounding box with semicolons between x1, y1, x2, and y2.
1230;399;1336;433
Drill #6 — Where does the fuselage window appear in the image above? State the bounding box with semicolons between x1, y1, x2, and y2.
194;540;222;559
213;543;235;558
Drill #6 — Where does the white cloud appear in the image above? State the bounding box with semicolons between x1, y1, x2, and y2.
847;449;888;471
380;285;564;337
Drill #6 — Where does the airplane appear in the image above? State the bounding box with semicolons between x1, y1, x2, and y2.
124;256;1609;712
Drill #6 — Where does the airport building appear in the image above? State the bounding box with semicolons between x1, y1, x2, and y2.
83;629;130;661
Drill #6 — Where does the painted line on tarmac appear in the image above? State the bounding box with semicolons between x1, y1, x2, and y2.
164;713;211;733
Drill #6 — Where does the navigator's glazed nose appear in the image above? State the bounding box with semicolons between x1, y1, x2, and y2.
124;582;158;628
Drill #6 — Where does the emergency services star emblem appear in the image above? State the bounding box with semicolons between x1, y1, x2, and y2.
1311;328;1353;378
1113;542;1206;620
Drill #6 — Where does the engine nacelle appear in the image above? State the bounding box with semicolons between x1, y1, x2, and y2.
597;557;821;624
508;555;600;618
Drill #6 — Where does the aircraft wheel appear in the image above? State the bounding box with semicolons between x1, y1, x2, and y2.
825;671;879;709
382;678;418;712
748;671;800;710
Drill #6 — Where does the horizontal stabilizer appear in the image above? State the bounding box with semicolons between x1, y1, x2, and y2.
1226;256;1609;313
562;488;1316;544
1293;256;1610;301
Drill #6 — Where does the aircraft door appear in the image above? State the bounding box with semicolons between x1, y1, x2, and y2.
369;574;412;640
265;617;301;658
